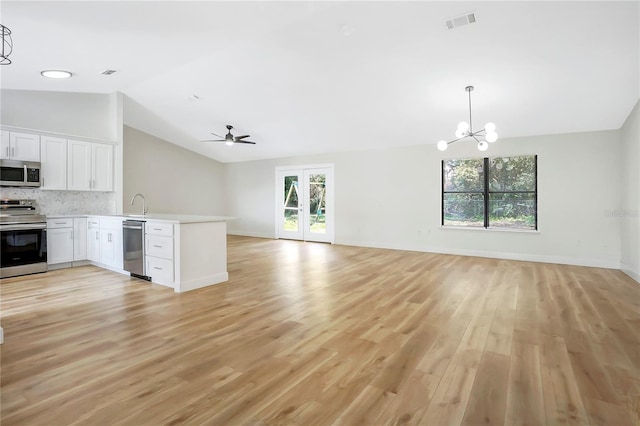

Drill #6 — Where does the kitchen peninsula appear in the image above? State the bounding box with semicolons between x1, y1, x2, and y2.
48;213;233;293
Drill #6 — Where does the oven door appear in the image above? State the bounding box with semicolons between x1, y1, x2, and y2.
0;223;48;278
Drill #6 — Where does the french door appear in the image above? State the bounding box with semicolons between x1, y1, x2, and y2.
276;165;334;243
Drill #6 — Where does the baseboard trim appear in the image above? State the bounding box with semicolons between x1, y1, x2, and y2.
335;239;621;270
176;272;229;293
620;263;640;283
227;230;275;239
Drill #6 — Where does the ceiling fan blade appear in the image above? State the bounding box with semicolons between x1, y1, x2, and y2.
234;135;251;140
210;132;224;138
201;139;227;142
234;140;256;145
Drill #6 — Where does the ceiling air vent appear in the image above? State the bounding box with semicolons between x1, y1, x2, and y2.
101;69;117;75
446;13;476;30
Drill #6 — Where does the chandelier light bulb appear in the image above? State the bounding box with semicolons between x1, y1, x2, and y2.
435;86;497;151
486;132;498;143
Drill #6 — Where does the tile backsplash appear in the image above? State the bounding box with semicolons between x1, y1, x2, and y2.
0;188;116;216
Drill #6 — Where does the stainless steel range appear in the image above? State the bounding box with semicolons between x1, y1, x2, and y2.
0;199;47;278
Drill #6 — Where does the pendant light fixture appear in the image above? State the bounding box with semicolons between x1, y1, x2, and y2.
436;86;498;151
1;24;13;65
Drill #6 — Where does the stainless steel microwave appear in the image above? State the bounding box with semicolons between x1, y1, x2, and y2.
0;159;41;187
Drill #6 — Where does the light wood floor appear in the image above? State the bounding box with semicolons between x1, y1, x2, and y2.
1;235;639;425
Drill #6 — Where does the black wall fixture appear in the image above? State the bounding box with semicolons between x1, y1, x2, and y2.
1;24;13;65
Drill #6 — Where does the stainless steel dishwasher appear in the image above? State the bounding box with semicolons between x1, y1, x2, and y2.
123;220;150;281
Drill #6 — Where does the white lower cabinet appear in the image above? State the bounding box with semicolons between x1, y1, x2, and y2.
87;217;101;262
145;256;174;287
73;218;87;261
47;220;74;264
145;221;175;288
99;218;123;270
47;217;87;265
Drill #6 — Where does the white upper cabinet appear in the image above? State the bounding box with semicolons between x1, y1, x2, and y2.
92;143;113;192
67;140;113;192
40;136;67;190
0;131;8;159
67;140;92;191
1;131;40;161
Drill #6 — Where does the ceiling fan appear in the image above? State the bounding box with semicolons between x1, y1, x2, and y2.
201;125;256;146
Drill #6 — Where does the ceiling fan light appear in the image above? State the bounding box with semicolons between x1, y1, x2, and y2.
486;132;498;143
484;122;496;133
437;140;448;151
478;141;489;151
225;140;234;146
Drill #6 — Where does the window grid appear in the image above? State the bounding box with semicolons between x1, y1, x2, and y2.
441;155;537;230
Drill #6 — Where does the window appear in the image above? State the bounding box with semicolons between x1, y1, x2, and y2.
442;155;537;230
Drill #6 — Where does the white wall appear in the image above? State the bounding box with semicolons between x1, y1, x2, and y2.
1;89;118;141
620;101;640;281
123;126;225;215
226;129;623;269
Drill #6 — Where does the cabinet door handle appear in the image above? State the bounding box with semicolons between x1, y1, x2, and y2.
11;147;15;157
42;177;45;187
96;231;99;240
153;266;162;270
153;228;162;231
153;245;162;248
55;222;66;225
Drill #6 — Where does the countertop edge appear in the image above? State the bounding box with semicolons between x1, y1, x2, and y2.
46;214;237;224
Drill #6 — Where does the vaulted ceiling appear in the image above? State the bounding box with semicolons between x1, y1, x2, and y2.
2;1;638;163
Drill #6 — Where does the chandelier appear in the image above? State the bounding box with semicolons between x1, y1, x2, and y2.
437;86;498;151
1;24;12;65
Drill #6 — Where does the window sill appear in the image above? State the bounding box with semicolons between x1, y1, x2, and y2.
440;226;540;234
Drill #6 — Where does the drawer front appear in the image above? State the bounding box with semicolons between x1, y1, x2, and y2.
100;218;122;230
146;235;173;260
87;217;100;229
146;222;173;237
47;218;74;229
146;256;174;287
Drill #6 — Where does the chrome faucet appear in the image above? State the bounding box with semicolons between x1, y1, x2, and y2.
130;193;148;215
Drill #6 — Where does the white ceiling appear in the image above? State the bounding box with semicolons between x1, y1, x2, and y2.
2;1;638;163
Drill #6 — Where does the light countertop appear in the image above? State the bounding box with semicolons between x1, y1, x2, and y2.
46;214;235;224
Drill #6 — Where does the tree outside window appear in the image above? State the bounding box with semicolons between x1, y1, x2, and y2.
442;155;537;230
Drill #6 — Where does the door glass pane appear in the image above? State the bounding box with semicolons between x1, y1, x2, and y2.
308;174;326;234
283;175;299;231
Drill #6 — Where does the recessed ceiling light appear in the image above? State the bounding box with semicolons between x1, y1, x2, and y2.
41;70;72;79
